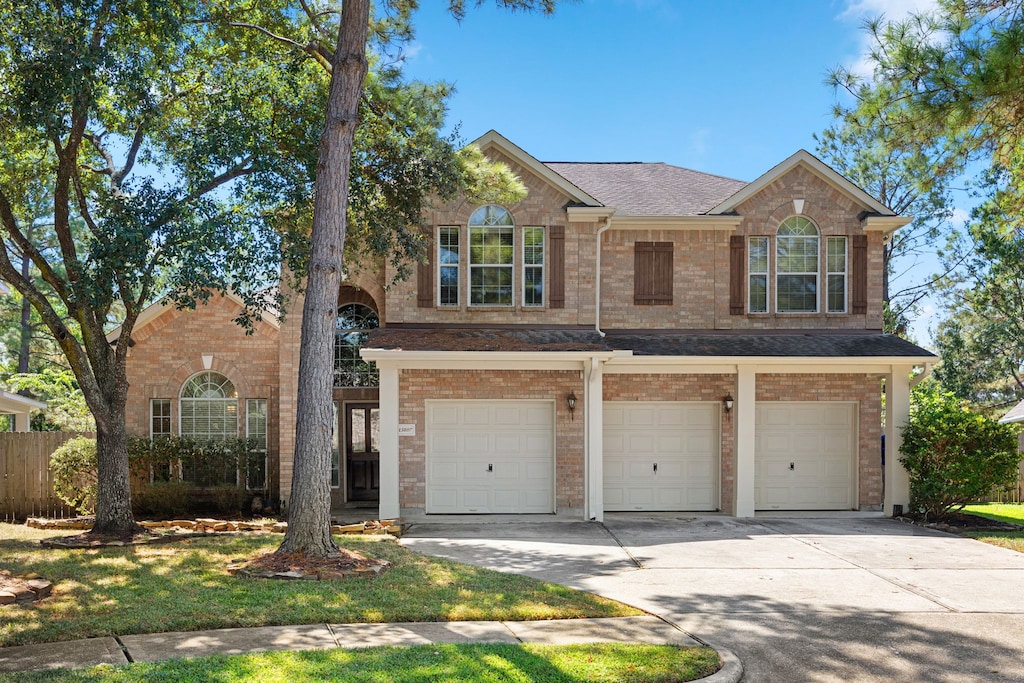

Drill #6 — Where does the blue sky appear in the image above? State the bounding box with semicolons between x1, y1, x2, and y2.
400;0;946;343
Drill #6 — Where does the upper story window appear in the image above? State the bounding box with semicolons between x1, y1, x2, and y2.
748;237;769;313
468;205;514;306
179;371;238;442
334;303;380;387
776;216;819;313
523;227;545;307
826;236;848;313
438;226;460;307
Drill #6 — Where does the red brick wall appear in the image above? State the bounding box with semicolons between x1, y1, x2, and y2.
399;369;584;511
124;294;281;495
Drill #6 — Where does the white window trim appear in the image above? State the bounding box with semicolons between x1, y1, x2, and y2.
748;236;769;314
150;398;172;440
776;218;820;314
436;225;460;307
331;400;341;489
826;236;848;313
522;226;545;308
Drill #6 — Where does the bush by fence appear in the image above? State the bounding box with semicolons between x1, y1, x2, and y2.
0;432;93;521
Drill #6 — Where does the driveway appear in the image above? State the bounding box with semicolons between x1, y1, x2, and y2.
403;515;1024;682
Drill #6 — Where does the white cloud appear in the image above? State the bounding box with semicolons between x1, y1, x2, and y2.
840;0;938;22
690;127;712;157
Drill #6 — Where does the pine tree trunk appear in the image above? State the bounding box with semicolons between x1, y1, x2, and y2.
278;0;370;557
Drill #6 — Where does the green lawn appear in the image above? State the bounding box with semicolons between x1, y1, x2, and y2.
0;524;641;648
0;643;721;683
962;503;1024;553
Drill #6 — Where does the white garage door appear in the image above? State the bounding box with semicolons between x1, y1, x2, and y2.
604;402;719;511
426;401;554;514
755;402;856;510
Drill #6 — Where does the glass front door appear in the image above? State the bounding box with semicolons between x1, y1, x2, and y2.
345;403;380;502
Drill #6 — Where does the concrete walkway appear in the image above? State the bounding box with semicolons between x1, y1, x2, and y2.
0;616;740;681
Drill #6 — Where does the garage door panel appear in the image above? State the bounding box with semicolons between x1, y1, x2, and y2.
755;402;855;511
604;401;719;512
427;401;554;514
658;435;684;451
629;434;656;451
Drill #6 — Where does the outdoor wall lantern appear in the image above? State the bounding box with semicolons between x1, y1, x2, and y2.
723;394;734;413
567;391;577;420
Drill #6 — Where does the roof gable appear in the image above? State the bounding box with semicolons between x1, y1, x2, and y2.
708;149;896;216
473;130;602;207
105;291;280;344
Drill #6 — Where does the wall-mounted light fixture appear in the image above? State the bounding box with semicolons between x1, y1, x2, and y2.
567;391;577;420
723;394;734;414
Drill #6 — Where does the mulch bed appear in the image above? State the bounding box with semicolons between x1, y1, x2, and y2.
900;511;1024;534
228;548;390;581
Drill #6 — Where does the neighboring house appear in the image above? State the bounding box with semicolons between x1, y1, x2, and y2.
118;130;936;520
0;390;46;432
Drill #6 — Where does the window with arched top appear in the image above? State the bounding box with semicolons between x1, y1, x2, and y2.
179;371;239;442
468;205;515;306
776;216;820;313
334;303;379;387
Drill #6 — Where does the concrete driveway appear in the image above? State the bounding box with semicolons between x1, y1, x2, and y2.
403;515;1024;682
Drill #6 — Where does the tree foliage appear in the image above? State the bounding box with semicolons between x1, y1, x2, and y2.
814;119;954;335
0;0;322;535
899;382;1020;520
830;1;1024;395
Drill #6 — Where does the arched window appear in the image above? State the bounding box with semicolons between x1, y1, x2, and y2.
334;303;379;387
776;216;820;313
468;205;514;306
179;371;238;442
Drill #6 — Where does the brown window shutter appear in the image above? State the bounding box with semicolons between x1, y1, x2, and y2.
549;225;565;309
851;234;868;314
730;235;745;315
634;241;673;305
417;226;435;308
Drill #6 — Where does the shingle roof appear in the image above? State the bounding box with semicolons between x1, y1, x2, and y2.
603;332;937;358
543;162;748;216
366;328;606;352
366;328;936;359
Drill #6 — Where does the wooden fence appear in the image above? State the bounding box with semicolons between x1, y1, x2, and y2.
0;432;93;522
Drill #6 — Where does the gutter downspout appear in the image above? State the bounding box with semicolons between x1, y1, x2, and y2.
594;216;614;337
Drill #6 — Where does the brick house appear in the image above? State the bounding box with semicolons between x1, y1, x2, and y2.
118;130;936;519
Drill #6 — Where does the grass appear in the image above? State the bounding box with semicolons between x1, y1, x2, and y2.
962;503;1024;553
0;523;641;648
0;643;720;683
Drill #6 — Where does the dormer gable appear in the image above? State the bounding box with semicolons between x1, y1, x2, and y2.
708;149;911;234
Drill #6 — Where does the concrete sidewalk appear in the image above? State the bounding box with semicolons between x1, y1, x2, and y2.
0;616;741;681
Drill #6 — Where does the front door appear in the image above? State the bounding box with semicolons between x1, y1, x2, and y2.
346;403;380;502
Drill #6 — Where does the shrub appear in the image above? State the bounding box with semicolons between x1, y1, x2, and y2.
900;385;1020;520
49;437;97;515
131;480;192;519
209;484;248;516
